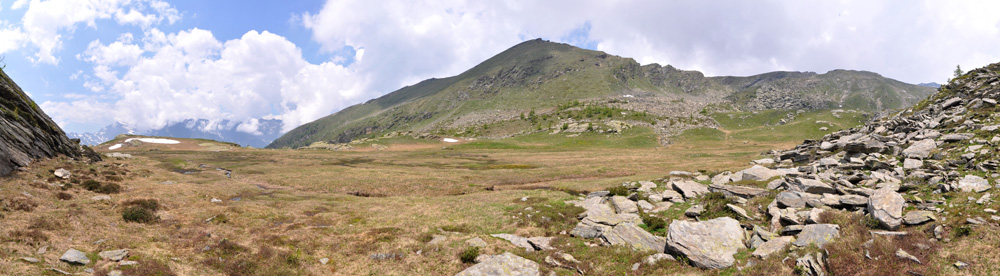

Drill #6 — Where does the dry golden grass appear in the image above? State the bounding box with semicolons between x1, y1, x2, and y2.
0;129;920;275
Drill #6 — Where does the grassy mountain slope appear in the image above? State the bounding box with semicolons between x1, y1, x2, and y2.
269;39;935;149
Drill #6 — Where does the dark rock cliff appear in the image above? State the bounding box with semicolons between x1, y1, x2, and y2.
0;68;99;176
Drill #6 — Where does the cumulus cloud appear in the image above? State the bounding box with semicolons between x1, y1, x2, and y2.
302;0;1000;85
30;0;1000;136
17;0;179;64
58;28;367;134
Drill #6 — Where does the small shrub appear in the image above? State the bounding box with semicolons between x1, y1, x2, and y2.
95;182;121;194
6;229;48;245
123;198;160;211
607;184;631;196
82;179;102;190
459;247;480;263
5;196;37;212
122;206;158;224
56;192;73;200
862;215;881;229
28;216;62;230
640;212;666;232
954;226;973;237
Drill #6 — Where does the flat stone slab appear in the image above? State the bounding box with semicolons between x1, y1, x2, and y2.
98;249;129;261
752;236;795;258
610;196;639;214
709;183;769;199
455;252;540;276
60;248;90;265
957;175;991;193
602;223;665;252
671;180;710;199
903;211;937;225
491;234;534;252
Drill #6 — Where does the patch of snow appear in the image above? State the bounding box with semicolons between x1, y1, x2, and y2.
108;144;122;150
624;94;635;98
125;138;180;144
443;138;459;143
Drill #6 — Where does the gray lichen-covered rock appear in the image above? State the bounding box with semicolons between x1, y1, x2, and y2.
610;196;639;214
1;68;101;176
60;248;91;265
665;217;745;269
490;234;534;251
98;249;129;261
455;252;539;276
738;165;785;181
791;178;837;194
902;211;937;225
792;224;840;248
752;236;795;258
902;139;936;159
602;223;665;252
671;180;710;199
867;188;904;230
957;175;991;193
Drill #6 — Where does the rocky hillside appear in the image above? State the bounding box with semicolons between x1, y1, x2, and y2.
0;69;99;176
460;62;1000;275
269;39;935;149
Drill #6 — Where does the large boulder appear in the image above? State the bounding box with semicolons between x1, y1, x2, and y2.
1;68;100;176
671;180;710;199
601;223;666;252
867;188;904;230
957;175;991;193
455;252;539;276
664;217;745;269
737;165;785;181
902;139;936;159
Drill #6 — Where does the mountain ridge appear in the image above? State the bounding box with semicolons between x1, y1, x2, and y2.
269;39;935;149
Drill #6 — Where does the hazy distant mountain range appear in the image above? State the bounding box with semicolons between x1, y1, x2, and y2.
918;82;942;88
68;119;283;148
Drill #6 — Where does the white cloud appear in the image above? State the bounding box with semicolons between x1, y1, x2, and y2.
302;0;1000;85
10;0;25;9
17;0;179;64
39;100;113;127
0;22;26;54
55;28;366;134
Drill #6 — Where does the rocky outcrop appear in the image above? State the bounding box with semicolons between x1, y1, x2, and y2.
664;217;745;269
1;69;99;176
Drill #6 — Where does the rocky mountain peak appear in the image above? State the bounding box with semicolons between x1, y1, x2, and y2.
0;69;100;176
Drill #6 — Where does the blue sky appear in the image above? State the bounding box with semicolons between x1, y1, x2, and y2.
1;0;999;134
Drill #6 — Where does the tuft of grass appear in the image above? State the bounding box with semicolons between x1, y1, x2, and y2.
5;229;48;245
459;247;480;263
4;196;38;212
56;192;73;200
